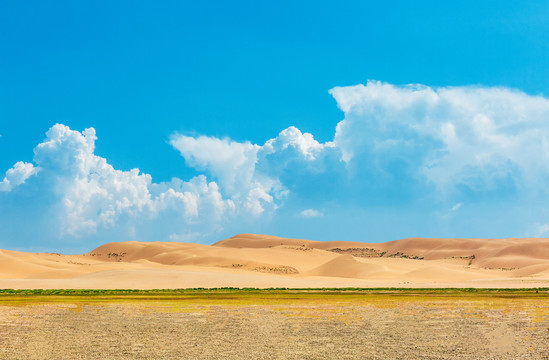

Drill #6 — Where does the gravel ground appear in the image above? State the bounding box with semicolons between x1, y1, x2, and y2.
0;294;548;359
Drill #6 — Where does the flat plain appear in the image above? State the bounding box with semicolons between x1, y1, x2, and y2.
1;289;548;359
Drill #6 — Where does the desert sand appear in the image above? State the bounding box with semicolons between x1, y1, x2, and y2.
1;233;549;289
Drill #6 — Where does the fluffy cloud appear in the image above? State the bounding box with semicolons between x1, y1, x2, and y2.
4;81;549;250
1;124;235;241
1;123;336;246
169;126;335;215
330;81;549;199
169;134;259;195
1;123;337;248
262;126;334;161
169;134;273;215
0;161;38;191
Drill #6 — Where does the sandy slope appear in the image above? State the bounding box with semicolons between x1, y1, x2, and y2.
1;234;548;289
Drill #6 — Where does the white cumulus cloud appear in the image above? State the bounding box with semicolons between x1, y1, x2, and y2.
330;80;549;198
169;126;335;216
2;124;235;240
0;161;38;192
5;81;549;250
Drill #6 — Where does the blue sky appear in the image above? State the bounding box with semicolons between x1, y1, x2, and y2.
2;1;549;252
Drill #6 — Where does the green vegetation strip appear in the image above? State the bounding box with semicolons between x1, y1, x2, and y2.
0;287;547;296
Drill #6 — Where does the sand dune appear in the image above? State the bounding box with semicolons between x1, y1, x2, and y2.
1;234;548;289
306;254;387;278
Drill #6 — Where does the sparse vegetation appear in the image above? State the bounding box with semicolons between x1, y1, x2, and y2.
484;267;517;271
284;246;313;251
328;247;384;257
328;248;426;260
252;265;299;274
450;255;476;266
67;260;90;266
107;252;127;261
0;289;548;359
0;288;547;297
386;251;424;260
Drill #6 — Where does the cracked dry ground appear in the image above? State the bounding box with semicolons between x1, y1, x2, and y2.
0;294;548;359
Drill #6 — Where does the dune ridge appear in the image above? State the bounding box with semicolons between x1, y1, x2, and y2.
0;234;548;289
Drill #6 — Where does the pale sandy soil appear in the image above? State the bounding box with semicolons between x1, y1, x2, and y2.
1;234;549;289
0;293;548;359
